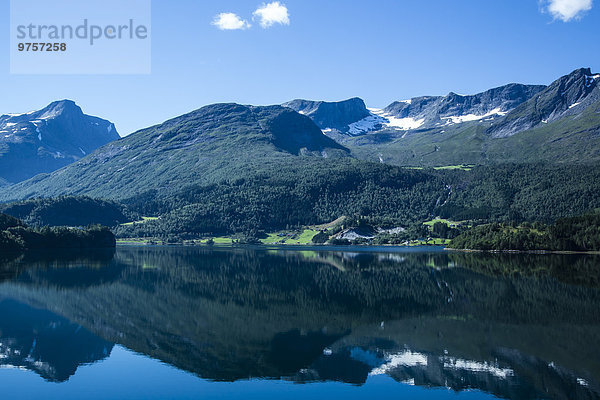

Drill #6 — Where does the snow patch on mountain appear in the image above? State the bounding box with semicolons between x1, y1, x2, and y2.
39;108;62;120
347;114;387;135
441;108;508;124
386;115;426;130
370;108;425;130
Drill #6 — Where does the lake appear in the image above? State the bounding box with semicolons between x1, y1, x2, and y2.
0;246;599;400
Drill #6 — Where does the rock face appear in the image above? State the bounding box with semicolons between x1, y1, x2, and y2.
283;98;372;132
383;83;546;129
488;68;600;138
0;100;120;183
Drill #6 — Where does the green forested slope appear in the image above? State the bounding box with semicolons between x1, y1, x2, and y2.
0;104;349;202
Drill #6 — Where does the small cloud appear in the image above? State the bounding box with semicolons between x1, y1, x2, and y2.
253;2;290;28
212;12;251;30
542;0;593;22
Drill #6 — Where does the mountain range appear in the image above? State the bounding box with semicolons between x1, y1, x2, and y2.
285;67;600;166
1;67;598;189
0;103;350;201
284;68;599;138
0;100;119;184
284;83;547;135
0;67;599;236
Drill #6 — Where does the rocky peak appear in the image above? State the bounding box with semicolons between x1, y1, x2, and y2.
282;97;371;131
488;68;600;138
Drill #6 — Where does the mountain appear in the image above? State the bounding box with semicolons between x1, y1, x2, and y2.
283;97;373;134
379;83;546;131
3;90;600;239
281;68;600;166
285;85;545;137
488;68;600;138
0;100;120;183
337;68;600;166
0;103;349;201
2;68;600;240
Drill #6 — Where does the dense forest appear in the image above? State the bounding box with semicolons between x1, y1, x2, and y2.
2;163;600;247
115;160;446;240
114;163;600;241
0;196;132;227
449;211;600;251
435;163;600;222
0;213;116;252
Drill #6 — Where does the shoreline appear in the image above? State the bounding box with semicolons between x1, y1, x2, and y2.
445;248;600;255
116;242;449;253
115;240;600;255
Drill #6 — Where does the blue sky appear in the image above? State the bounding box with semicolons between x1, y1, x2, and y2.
0;0;598;136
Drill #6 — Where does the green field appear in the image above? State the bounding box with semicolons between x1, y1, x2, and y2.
261;229;320;245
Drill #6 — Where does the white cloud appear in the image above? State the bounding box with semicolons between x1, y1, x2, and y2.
212;13;251;30
253;2;290;28
543;0;593;21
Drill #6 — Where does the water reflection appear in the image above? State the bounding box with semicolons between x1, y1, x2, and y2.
0;246;599;399
0;299;113;382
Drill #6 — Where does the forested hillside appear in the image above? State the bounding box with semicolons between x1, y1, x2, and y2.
114;163;600;241
0;196;131;227
449;211;600;251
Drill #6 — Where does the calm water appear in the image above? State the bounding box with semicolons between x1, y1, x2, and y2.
1;246;599;400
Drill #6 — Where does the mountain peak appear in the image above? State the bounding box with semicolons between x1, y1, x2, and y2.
282;97;371;132
574;67;592;76
0;100;120;183
487;67;600;138
37;99;83;120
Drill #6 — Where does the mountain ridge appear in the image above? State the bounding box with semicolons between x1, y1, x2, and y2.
282;97;372;133
2;67;600;206
488;67;600;137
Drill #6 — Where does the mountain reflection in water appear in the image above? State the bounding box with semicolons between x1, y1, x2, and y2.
0;246;599;400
